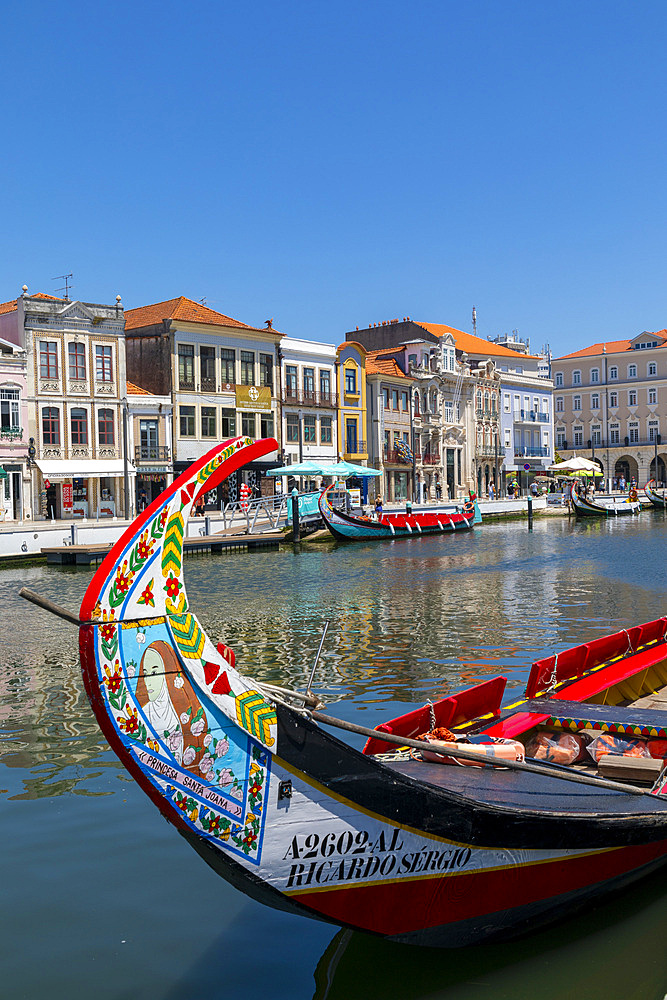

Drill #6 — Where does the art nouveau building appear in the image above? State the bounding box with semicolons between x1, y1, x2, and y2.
0;289;129;520
125;297;281;505
554;331;667;487
0;336;28;520
279;337;338;474
126;381;173;509
365;349;414;502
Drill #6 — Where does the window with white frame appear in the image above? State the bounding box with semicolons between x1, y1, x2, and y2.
573;395;581;411
556;429;566;448
628;390;637;406
0;389;20;430
574;428;583;447
573;370;581;385
629;422;639;443
592;425;601;445
591;393;599;409
649;420;660;442
444;400;453;422
303;415;316;442
610;391;618;407
648;362;657;376
649;387;657;406
556;396;564;412
609;423;620;444
504;393;510;412
555;372;563;387
286;414;299;442
504;428;511;448
542;398;548;413
628;364;637;378
590;368;599;383
609;366;618;379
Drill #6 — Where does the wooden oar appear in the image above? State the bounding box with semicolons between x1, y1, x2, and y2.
19;587;82;626
308;709;667;801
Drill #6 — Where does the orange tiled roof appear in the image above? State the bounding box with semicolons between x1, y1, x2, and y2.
415;322;538;359
0;292;64;316
556;333;667;360
365;349;409;379
125;296;282;334
126;381;155;395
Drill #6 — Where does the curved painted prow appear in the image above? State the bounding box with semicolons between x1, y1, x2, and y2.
79;436;279;750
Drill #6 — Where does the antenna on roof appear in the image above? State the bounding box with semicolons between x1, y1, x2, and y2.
472;306;477;338
198;297;207;305
53;273;73;300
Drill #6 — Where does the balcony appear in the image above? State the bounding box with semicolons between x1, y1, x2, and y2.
282;388;338;407
135;445;171;463
0;426;23;441
476;407;497;419
201;375;217;393
514;446;550;458
422;452;441;465
179;376;195;390
513;409;549;423
476;446;498;458
384;449;413;465
344;440;366;459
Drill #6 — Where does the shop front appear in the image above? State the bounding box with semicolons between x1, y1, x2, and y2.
136;470;169;511
35;459;134;520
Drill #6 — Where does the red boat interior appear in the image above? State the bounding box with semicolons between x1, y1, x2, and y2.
363;616;667;789
378;511;470;529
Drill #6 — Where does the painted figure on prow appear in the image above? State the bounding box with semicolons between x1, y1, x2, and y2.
135;640;209;774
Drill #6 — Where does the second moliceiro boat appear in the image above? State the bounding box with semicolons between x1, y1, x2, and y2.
569;483;641;517
318;484;477;541
645;479;667;508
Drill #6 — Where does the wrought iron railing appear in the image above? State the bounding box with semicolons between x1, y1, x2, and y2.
135;445;171;462
0;426;22;440
282;389;338;407
344;440;366;458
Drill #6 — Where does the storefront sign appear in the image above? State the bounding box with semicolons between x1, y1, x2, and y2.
236;385;272;413
62;482;73;509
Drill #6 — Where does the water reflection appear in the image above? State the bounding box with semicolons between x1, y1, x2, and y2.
1;515;667;997
312;868;667;1000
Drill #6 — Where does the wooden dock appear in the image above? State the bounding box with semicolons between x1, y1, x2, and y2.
41;532;284;566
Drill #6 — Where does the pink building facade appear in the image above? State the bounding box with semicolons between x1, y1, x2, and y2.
0;339;29;520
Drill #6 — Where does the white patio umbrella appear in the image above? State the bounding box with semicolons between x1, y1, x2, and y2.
548;455;600;473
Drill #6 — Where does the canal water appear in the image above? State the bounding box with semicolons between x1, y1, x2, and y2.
2;513;667;999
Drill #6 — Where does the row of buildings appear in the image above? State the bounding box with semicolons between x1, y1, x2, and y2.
14;283;661;521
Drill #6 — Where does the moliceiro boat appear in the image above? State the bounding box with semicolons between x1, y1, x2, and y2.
569;483;641;518
645;480;667;508
30;437;667;947
318;484;476;541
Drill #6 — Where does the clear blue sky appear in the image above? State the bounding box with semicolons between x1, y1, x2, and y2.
3;1;667;356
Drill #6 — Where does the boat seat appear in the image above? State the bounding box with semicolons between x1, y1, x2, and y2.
521;698;667;739
362;676;507;755
483;642;667;740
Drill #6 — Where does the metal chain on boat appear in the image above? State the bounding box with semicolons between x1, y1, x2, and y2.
427;699;436;729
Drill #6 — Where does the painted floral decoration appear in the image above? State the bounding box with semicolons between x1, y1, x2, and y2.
164;573;182;600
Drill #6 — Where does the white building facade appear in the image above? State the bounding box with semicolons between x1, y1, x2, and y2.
0;289;130;520
279;337;338;470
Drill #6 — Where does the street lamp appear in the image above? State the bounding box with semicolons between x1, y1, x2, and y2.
122;397;130;519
